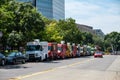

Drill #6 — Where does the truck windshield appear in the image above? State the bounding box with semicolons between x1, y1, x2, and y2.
26;45;42;51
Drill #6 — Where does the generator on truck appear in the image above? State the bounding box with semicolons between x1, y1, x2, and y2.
26;39;48;61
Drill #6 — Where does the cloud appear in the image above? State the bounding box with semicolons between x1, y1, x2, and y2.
77;15;120;34
65;0;120;34
65;1;100;17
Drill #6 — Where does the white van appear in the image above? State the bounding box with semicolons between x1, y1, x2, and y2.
26;39;48;61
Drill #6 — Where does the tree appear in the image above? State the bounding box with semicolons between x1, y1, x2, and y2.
7;31;23;50
6;1;45;40
93;35;104;51
0;0;45;49
44;21;63;42
104;32;120;52
0;0;13;7
57;18;82;43
82;32;94;45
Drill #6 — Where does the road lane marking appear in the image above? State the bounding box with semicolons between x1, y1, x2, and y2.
57;65;68;68
9;58;95;80
15;68;55;80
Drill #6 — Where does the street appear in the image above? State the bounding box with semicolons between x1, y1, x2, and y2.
0;55;120;80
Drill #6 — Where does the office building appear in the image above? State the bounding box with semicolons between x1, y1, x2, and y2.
94;29;105;39
18;0;65;20
76;23;95;35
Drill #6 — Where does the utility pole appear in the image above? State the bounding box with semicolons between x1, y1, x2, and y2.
0;31;3;52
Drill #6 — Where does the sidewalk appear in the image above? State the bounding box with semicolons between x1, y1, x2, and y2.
107;55;120;80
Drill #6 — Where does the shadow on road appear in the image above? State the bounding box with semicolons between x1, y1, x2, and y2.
0;64;29;69
42;56;92;63
0;56;93;69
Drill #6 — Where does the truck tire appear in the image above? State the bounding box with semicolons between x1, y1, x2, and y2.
45;54;48;61
22;59;25;64
13;59;16;65
61;55;65;59
38;57;42;62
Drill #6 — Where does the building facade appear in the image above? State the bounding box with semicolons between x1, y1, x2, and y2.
18;0;65;20
77;24;105;39
94;29;105;39
76;23;95;35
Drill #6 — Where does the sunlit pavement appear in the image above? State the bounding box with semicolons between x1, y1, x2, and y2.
9;55;120;80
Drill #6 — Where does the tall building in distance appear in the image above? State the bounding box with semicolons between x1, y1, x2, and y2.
94;29;105;39
18;0;65;20
76;23;105;39
76;23;95;35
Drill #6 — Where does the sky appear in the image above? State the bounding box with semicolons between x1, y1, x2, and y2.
65;0;120;34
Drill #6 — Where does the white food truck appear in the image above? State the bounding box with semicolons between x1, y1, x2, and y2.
26;39;48;61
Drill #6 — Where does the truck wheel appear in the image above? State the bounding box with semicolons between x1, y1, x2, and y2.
62;55;65;59
13;60;16;65
22;59;25;64
45;55;48;61
38;57;42;62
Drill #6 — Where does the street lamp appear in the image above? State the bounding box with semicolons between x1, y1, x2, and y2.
0;31;3;52
0;31;3;38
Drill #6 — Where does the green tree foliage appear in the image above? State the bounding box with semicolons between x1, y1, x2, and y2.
0;0;109;52
6;1;44;40
82;32;94;45
57;18;83;43
7;31;23;50
104;32;120;51
0;0;13;7
0;0;45;49
44;21;63;42
93;35;104;51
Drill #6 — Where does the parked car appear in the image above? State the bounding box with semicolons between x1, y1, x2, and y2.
6;52;26;64
94;51;103;58
0;53;6;66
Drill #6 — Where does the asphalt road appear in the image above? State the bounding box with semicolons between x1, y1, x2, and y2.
0;55;120;80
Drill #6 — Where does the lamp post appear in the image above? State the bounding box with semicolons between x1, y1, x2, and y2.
0;31;3;38
0;31;3;52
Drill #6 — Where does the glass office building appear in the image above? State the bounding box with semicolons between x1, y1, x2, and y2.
18;0;65;20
